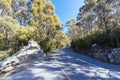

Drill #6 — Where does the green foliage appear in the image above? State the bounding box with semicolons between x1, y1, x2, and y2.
77;0;120;36
39;38;51;53
0;53;11;61
71;28;120;50
0;0;70;54
0;39;8;50
39;37;67;53
71;0;120;51
66;19;79;40
71;36;93;49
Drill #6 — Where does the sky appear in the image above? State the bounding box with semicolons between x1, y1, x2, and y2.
51;0;85;25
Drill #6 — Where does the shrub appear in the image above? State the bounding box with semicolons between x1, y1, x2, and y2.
0;39;8;50
71;28;120;50
39;37;67;53
0;53;11;61
39;38;51;53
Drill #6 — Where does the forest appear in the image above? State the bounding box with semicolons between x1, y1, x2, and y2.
0;0;120;63
66;0;120;49
0;0;120;61
0;0;120;80
0;0;70;60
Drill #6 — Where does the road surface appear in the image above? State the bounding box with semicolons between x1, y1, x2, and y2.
3;47;120;80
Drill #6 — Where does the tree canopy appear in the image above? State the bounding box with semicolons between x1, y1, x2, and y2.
70;0;120;49
0;0;70;52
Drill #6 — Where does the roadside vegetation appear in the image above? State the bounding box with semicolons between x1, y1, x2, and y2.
0;0;70;60
66;0;120;51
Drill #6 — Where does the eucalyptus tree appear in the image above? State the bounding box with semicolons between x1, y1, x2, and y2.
77;0;97;34
110;0;120;27
66;19;81;39
0;0;69;51
77;0;119;34
29;0;62;41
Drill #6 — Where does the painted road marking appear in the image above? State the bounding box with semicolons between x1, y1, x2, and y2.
54;55;72;80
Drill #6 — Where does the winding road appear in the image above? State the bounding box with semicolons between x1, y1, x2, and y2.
4;47;120;80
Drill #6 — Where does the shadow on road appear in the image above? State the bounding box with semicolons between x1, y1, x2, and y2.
3;47;120;80
53;47;120;80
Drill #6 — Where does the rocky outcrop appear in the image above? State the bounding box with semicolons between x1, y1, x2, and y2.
108;48;120;64
93;53;109;62
0;39;46;72
91;44;120;64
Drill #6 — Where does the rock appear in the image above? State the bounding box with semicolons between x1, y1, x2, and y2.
92;43;97;48
91;43;99;53
93;53;109;62
108;48;120;64
0;39;46;72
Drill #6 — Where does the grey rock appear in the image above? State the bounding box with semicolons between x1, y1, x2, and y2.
108;48;120;64
94;53;109;62
92;43;97;48
0;39;46;72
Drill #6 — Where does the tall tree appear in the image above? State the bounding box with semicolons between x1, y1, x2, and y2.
66;19;80;39
0;0;69;52
77;0;120;35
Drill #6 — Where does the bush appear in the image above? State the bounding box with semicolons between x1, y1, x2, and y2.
39;37;67;53
0;39;8;50
71;28;120;50
39;38;51;53
0;53;11;61
71;34;94;49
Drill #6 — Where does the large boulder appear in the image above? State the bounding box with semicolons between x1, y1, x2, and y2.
108;48;120;64
0;39;46;72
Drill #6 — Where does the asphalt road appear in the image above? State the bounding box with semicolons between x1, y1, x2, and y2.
3;47;120;80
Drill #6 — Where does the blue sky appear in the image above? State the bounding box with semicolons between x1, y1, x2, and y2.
51;0;84;25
